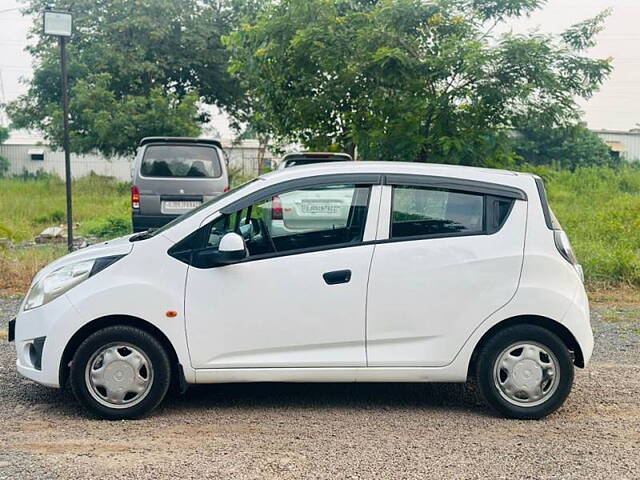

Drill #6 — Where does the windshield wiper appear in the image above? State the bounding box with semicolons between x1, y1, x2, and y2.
129;228;157;242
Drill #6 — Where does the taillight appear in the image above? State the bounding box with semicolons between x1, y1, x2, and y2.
272;195;283;220
223;186;230;193
131;185;140;209
554;230;577;265
554;230;584;281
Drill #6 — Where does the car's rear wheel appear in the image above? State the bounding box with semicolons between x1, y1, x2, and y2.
70;325;171;419
475;324;574;419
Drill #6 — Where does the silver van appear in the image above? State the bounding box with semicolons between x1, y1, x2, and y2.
131;137;229;232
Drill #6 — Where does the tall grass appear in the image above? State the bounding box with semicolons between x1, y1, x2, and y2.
525;165;640;287
1;167;639;292
0;173;130;242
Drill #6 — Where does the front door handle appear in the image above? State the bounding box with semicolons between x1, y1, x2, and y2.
323;269;352;285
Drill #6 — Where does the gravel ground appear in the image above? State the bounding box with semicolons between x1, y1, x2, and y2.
0;297;638;479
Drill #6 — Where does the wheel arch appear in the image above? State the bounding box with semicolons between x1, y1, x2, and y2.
59;314;181;388
467;315;585;379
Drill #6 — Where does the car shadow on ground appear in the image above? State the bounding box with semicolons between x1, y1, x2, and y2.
13;378;489;420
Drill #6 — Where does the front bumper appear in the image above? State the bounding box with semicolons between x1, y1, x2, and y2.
14;295;82;388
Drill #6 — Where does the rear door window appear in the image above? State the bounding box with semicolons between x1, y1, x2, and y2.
391;186;485;238
141;145;222;178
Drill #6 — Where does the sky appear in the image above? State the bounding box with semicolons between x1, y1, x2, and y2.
0;0;639;137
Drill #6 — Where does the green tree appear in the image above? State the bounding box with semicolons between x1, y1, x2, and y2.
7;0;261;156
512;121;616;169
0;126;9;177
225;0;612;165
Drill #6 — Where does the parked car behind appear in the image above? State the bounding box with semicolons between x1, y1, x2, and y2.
277;151;353;169
131;137;229;232
11;162;591;420
273;152;354;234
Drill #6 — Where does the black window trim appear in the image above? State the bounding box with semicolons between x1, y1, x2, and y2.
168;172;527;267
534;176;556;230
383;174;527;200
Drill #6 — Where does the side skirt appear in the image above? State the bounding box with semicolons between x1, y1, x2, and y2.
194;366;467;384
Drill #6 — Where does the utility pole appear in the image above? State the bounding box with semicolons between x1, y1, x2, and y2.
43;8;74;251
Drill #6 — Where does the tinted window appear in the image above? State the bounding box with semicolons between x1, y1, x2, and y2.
141;145;221;178
391;186;484;238
206;184;370;255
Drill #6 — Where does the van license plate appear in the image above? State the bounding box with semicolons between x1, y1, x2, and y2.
162;201;201;211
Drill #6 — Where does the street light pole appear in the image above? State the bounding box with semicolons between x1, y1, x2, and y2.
59;35;73;251
43;8;74;252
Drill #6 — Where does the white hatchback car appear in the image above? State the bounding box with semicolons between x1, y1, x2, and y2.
10;162;592;420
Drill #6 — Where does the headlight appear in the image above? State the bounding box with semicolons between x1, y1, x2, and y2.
23;255;125;311
24;259;94;311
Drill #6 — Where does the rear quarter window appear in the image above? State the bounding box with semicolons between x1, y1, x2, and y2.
140;145;222;178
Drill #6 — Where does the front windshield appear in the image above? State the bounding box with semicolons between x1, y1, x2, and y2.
144;177;262;238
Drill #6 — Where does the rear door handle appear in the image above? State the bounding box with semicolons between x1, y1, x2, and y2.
323;269;352;285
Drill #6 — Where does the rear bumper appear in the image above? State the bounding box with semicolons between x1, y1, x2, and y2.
131;212;179;232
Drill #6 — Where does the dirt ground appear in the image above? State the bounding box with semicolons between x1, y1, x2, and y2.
0;297;638;479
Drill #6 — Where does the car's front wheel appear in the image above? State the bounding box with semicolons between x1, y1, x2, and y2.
70;325;171;419
475;324;574;419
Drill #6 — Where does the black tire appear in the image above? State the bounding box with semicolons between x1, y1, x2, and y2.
475;324;574;420
70;325;171;420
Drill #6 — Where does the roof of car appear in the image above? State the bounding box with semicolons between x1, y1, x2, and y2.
139;137;222;148
261;161;531;185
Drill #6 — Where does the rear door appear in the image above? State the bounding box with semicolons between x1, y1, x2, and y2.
366;178;527;367
135;143;227;216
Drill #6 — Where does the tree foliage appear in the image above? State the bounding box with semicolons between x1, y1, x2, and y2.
225;0;612;164
511;121;616;170
7;0;260;156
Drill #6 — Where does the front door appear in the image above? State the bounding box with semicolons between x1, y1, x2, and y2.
185;181;378;369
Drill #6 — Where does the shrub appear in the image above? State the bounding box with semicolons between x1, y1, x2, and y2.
85;216;131;239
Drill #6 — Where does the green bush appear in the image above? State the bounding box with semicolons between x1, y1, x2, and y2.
33;210;66;225
85;216;131;239
0;156;9;177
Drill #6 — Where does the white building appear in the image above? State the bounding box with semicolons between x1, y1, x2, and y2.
593;130;640;163
0;131;276;181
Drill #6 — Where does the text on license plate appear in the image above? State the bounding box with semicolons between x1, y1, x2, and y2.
162;201;201;210
301;203;340;214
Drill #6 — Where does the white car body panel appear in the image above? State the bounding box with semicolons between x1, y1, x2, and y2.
185;245;375;368
366;198;527;367
12;161;592;391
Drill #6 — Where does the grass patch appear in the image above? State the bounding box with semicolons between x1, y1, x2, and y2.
0;245;66;295
84;215;131;240
532;166;640;288
0;173;130;243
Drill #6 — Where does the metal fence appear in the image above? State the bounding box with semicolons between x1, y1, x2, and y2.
0;139;276;181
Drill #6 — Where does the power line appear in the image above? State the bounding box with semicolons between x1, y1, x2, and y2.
0;7;20;14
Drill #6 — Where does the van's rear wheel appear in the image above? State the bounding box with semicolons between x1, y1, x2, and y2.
475;325;574;419
70;325;171;419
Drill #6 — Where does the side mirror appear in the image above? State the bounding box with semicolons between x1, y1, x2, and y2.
192;232;247;268
217;232;247;263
